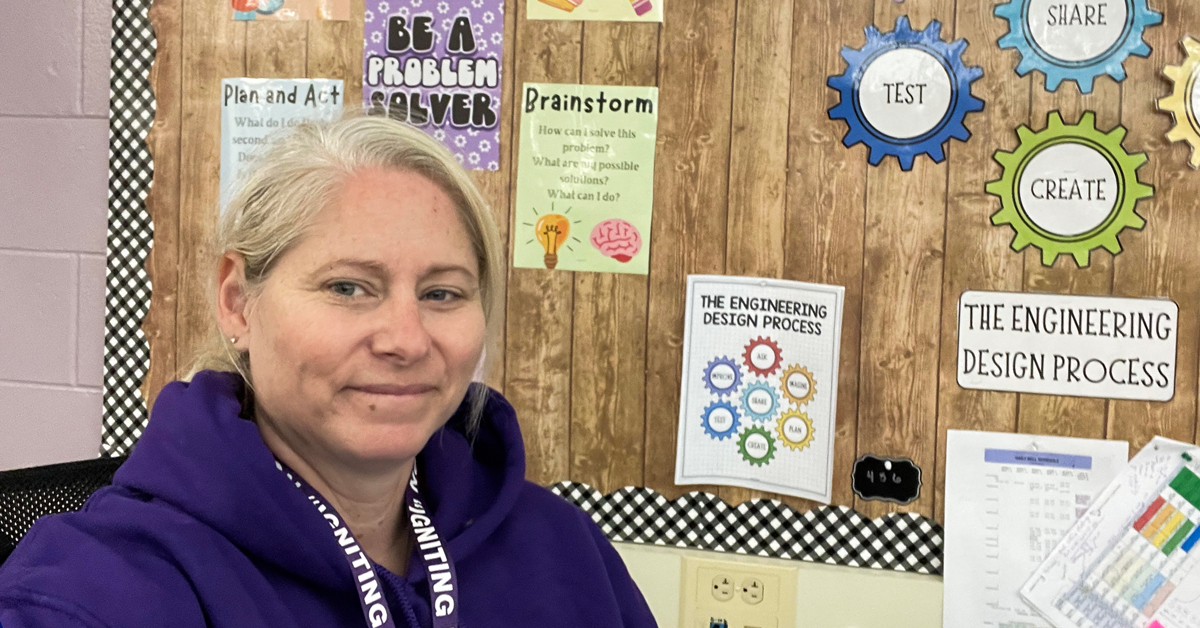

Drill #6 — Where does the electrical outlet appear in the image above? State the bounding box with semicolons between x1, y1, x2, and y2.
712;575;735;601
740;577;764;605
680;553;797;628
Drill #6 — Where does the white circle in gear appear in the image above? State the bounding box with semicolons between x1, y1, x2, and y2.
744;432;770;458
786;372;811;399
1018;142;1119;237
1190;71;1200;125
782;416;809;442
709;363;737;388
858;48;954;140
1027;0;1129;63
750;346;775;370
708;407;734;433
746;389;773;414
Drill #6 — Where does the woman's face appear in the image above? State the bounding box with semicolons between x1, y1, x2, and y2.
222;167;486;469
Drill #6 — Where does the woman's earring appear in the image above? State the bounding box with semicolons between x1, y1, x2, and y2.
230;336;239;346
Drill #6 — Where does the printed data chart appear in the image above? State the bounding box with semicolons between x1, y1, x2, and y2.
943;431;1128;628
987;452;1096;628
1056;466;1200;628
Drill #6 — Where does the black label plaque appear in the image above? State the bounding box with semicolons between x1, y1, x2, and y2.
852;454;922;505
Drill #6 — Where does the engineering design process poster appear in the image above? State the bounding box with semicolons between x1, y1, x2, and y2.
675;275;845;503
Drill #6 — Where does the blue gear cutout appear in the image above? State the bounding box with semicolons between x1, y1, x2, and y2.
995;0;1161;93
739;381;780;423
701;400;741;441
702;356;743;397
827;16;984;171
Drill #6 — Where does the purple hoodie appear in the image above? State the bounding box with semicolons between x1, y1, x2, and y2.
0;370;657;628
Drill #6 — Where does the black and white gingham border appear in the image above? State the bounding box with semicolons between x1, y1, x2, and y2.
103;0;156;455
551;482;944;574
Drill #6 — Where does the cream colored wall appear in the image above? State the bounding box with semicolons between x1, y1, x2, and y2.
614;542;944;628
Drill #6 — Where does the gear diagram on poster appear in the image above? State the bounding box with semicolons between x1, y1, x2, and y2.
739;381;781;424
986;111;1153;267
701;400;741;441
995;0;1161;93
738;425;777;467
827;16;984;171
776;410;815;452
779;364;817;407
742;337;782;378
1158;37;1200;169
700;341;822;468
702;356;743;397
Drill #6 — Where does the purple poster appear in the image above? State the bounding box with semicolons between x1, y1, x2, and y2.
363;0;504;171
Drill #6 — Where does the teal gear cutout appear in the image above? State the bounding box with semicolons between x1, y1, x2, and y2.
827;16;984;171
701;400;741;441
995;0;1162;93
739;381;780;423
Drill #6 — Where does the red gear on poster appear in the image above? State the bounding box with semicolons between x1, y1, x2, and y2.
742;337;783;378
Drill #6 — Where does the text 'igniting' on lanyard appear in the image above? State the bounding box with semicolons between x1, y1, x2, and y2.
276;460;461;628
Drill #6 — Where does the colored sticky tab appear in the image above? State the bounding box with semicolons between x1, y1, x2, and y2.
1182;524;1200;552
1164;519;1195;555
1153;512;1187;548
1148;621;1165;628
1146;582;1176;617
1144;504;1177;540
1104;550;1138;587
1136;496;1167;531
1115;555;1149;592
1170;467;1200;509
1123;565;1157;602
1134;574;1167;611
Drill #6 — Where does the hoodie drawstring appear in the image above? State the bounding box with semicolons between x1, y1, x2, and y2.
395;584;422;628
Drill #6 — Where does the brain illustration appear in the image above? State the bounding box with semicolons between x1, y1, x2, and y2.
589;219;642;263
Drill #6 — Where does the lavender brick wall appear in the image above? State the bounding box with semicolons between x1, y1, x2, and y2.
0;0;111;471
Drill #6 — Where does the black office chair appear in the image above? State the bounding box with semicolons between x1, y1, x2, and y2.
0;456;127;566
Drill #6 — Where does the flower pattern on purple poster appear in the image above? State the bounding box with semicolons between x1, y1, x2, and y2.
362;0;503;170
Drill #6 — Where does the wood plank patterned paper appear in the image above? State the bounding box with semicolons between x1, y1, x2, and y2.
143;0;1200;523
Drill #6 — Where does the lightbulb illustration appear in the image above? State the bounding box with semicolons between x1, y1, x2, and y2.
535;214;570;269
538;0;584;11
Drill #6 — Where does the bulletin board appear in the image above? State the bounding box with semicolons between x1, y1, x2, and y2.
109;0;1200;571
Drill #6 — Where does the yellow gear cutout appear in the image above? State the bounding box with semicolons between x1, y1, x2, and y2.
779;364;817;407
1158;36;1200;169
776;410;815;452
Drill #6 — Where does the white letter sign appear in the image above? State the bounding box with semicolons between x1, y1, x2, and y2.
957;291;1177;401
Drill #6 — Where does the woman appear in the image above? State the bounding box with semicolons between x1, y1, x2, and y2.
0;116;657;628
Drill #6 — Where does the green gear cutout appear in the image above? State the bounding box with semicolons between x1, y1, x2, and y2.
986;111;1153;267
737;425;777;467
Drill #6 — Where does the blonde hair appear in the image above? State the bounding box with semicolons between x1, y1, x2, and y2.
187;114;504;429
